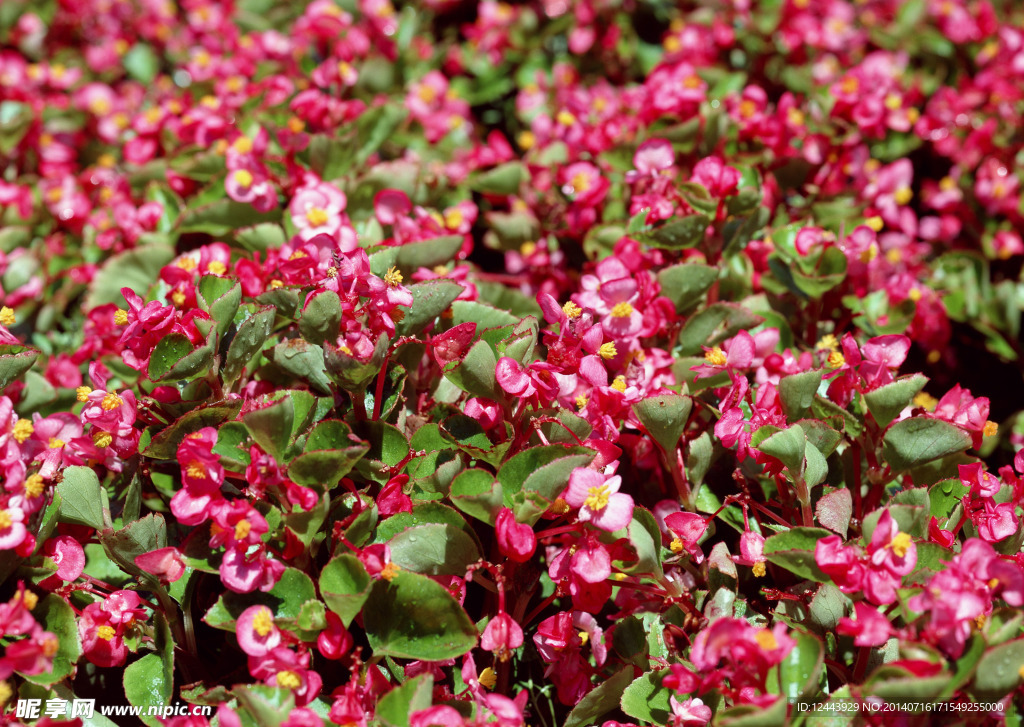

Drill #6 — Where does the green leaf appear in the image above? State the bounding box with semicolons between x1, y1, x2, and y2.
22;595;81;685
204;568;317;632
620;669;673;724
232;684;294;727
656;262;718;313
772;629;824;703
86;244;175;308
565;668;634;727
971;638;1024;701
268;340;333;395
808;583;849;632
779;370;824;421
100;514;168;581
389;235;465;273
815;488;852;538
237;223;287;252
124;613;174;727
386;523;481;576
616;507;663;577
0;345;39;388
450;300;520;330
443;338;498;399
716;696;789;726
881;417;973;471
636;214;710;249
863;374;928;428
177;198;278;236
320;554;372;628
197;275;242;337
363;571;478;660
677;303;763;356
147;333;195;381
299;289;343;346
243;395;294;462
288;419;369;489
450;469;503;525
57;466;107;530
223;305;276;384
376;675;434;727
142;401;244;459
469;162;526;195
756;425;806;473
123;43;159;84
633;393;692;455
763;527;832;582
395;280;464;336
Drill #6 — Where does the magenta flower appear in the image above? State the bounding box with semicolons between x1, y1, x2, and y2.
134;547;187;584
481;612;524;661
236;605;282;657
495;508;537;563
565;468;634;532
837;602;894;647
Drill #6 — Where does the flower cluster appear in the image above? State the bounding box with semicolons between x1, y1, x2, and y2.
2;0;1024;725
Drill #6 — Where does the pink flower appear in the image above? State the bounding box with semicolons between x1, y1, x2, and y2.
481;612;524;661
868;510;917;577
289;177;347;242
690;156;740;198
236;605;282;657
134;547;187;584
564;469;634;532
42;535;85;582
837;602;893;647
669;696;712;727
496;508;537;563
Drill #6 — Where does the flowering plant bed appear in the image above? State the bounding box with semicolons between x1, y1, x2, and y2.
2;0;1024;725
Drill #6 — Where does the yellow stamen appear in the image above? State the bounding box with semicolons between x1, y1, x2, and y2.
584;484;611;511
114;309;129;325
551;498;570;515
610;302;633;318
827;351;846;369
444;209;464;229
96;625;116;641
599;342;617;360
478;667;497;689
0;511;12;530
866;216;884;232
893;186;913;206
556;110;576;126
76;386;92;402
276;671;301;690
787;108;805;126
12;419;33;443
704;346;727;366
49;438;65;449
380;562;401;581
207;260;227;275
232;169;253;188
24;475;44;498
519;241;537;256
287;117;305;133
754;629;778;651
577;630;589;645
176;257;198;271
232;136;253;154
185;461;206;479
888;531;912;558
234;520;252;540
0;307;14;326
669;537;683;554
682;74;701;89
913;392;938;411
611;376;627;392
984;421;998;438
17;590;38;610
305;207;329;227
562;301;582;319
518;130;535;150
859;244;878;263
93;431;113;449
252;607;274;637
101;392;122;411
384;266;403;287
575;395;588;410
753;561;767;577
0;680;12;708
